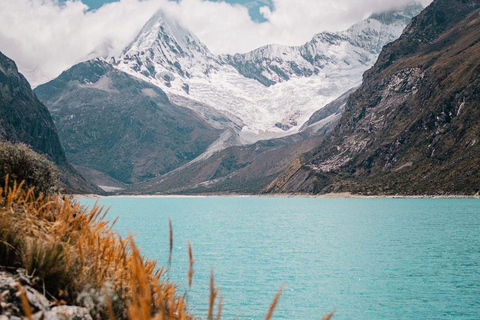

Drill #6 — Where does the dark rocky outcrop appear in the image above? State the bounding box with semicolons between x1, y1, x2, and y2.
0;52;101;194
266;0;480;195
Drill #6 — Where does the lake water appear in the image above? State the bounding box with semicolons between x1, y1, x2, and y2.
78;197;480;320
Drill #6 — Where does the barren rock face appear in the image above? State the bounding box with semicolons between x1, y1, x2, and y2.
267;0;480;195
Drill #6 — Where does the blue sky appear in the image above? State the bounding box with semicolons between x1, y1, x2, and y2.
70;0;272;22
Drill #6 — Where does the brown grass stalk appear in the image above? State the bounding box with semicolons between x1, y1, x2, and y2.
207;270;219;320
264;284;284;320
187;241;194;288
168;218;173;263
215;294;223;320
17;283;33;320
321;312;335;320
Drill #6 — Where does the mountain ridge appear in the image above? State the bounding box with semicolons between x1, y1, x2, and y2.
113;4;421;139
221;3;423;87
265;0;480;195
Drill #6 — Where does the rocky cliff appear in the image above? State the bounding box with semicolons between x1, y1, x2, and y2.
266;0;480;195
0;52;101;194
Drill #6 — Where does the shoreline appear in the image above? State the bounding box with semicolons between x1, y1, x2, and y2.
74;192;480;200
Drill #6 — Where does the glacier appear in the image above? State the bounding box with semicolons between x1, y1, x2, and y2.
114;4;423;145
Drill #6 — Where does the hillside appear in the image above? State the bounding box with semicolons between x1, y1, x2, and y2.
35;59;224;186
0;52;101;194
127;88;351;194
266;0;480;195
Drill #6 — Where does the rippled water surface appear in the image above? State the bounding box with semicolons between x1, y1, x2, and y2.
79;197;480;320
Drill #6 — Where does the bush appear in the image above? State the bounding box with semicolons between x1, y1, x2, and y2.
0;141;59;194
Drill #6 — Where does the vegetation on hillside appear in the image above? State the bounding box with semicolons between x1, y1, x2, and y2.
0;142;59;194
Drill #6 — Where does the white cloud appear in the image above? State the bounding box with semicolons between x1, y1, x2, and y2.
0;0;433;86
174;0;433;54
0;0;164;85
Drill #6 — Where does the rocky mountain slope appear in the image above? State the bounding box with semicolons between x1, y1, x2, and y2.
34;59;225;186
266;0;480;195
127;88;351;194
0;52;101;194
115;5;421;140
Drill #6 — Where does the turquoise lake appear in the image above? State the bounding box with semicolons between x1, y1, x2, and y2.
78;197;480;320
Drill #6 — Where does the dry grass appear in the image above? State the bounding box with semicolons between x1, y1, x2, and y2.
0;178;334;320
207;270;219;320
264;285;284;320
0;179;192;320
169;218;173;264
322;312;335;320
187;241;194;289
17;283;33;320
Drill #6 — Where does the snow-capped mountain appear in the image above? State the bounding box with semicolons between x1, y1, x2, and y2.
118;10;220;87
223;3;422;87
115;3;422;144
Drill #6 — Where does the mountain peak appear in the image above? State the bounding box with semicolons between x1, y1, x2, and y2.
117;9;217;82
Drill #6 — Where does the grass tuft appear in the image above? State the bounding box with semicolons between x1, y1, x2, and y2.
0;142;59;194
0;181;193;320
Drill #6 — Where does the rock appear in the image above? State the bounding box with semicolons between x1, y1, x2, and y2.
33;306;93;320
0;270;92;320
19;286;51;311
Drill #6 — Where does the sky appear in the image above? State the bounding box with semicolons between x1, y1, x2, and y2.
0;0;432;86
75;0;272;21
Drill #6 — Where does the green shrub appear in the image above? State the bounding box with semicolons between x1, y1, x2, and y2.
0;141;59;194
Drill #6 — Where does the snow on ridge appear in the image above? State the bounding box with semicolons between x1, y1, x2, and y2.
114;4;423;144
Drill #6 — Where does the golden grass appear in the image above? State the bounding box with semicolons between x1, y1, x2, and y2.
0;179;193;320
207;270;219;320
322;312;335;320
215;294;223;320
187;241;194;289
264;285;284;320
0;178;334;320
